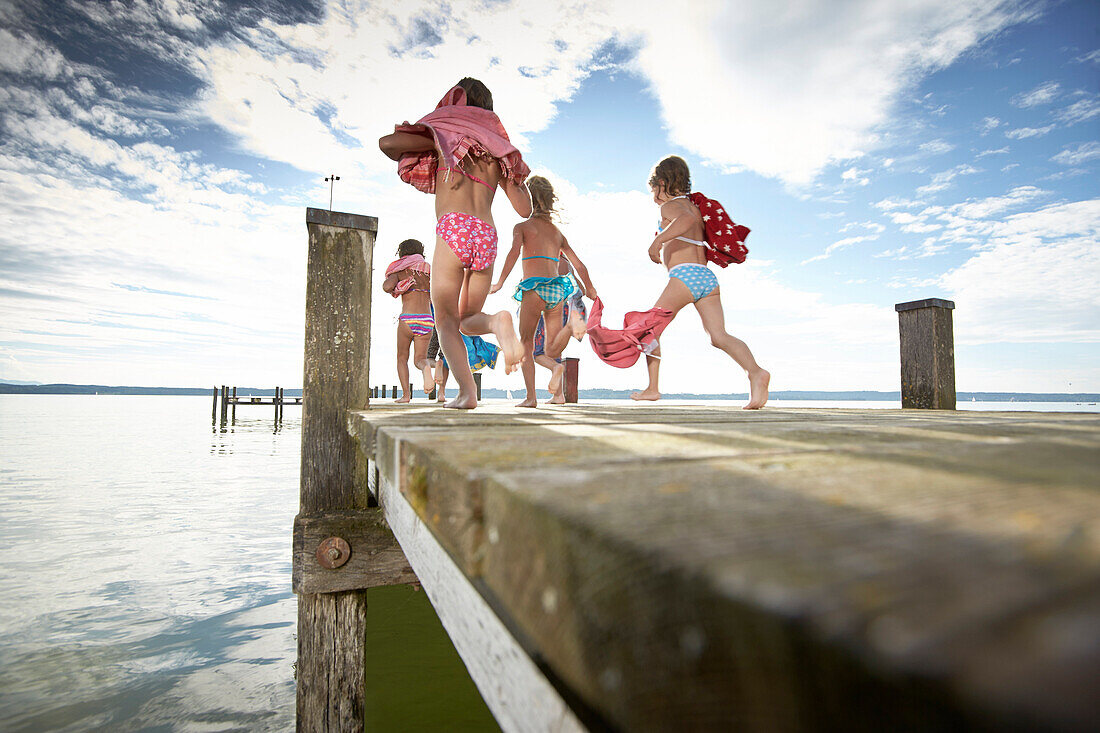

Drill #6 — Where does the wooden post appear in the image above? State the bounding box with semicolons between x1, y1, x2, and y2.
391;385;398;399
564;357;579;404
473;372;482;401
211;386;218;422
220;385;229;423
382;384;387;399
297;208;377;731
231;386;237;422
896;298;956;410
275;387;281;421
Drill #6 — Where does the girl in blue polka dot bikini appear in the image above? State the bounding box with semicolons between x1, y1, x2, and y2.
634;155;770;408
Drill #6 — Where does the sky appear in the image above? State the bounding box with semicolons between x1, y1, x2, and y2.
0;0;1097;394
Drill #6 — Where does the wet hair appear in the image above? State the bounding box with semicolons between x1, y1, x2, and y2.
527;175;558;219
457;77;493;111
648;155;691;197
397;238;424;257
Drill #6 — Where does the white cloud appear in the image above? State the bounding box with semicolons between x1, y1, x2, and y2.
800;235;877;265
939;200;1100;343
919;139;955;155
916;164;980;195
1052;142;1100;166
977;116;1001;134
1056;96;1100;126
975;146;1009;157
1004;125;1054;139
1011;81;1060;107
841;166;871;186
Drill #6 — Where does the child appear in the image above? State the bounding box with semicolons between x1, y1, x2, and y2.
490;176;596;407
382;238;435;402
379;78;532;409
634;156;769;408
525;259;589;403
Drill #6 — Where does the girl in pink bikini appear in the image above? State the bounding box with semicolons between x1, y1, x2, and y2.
382;238;435;402
634;156;769;408
379;78;532;409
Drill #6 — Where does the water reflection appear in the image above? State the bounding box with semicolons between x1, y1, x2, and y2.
1;396;498;732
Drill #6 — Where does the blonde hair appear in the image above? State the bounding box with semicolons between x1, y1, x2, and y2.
527;175;558;219
648;155;691;196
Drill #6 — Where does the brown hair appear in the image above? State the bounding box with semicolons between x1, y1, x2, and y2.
527;175;557;219
397;238;424;257
458;77;493;111
648;155;691;196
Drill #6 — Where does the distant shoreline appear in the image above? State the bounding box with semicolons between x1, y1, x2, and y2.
2;383;1097;402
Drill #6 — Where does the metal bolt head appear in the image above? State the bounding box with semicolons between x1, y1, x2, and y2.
316;537;351;569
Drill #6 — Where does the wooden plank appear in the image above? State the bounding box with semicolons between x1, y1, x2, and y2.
356;406;1100;731
371;445;588;733
293;510;416;594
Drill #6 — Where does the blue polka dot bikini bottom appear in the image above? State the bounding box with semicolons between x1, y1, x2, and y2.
668;263;718;302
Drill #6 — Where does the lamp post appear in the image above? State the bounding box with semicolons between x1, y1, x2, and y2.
325;174;340;210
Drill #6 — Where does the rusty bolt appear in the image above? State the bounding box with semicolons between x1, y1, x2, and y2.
316;537;351;569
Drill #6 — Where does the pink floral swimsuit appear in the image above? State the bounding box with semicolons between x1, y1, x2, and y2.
436;211;498;271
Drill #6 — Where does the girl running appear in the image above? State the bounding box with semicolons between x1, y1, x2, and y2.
382;238;434;402
634;156;769;408
379;78;532;409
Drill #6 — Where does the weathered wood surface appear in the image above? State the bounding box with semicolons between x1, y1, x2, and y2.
897;299;956;409
350;405;1100;732
293;510;416;594
297;591;367;733
368;455;588;733
301;209;376;514
297;209;379;732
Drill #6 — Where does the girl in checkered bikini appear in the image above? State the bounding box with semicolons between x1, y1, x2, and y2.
379;77;532;409
636;156;769;409
490;176;598;408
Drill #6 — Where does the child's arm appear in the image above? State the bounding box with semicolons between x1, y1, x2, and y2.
560;239;597;300
647;201;695;263
378;131;436;161
501;177;533;218
489;224;524;294
382;271;402;294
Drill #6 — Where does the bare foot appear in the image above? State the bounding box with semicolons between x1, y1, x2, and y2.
444;391;478;409
395;395;411;404
434;372;445;385
630;389;661;401
547;362;565;394
421;365;435;395
516;396;538;408
435;396;446;403
546;392;565;404
492;311;525;374
744;369;770;409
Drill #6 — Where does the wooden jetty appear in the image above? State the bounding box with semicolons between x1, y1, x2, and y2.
293;208;1100;731
212;385;300;423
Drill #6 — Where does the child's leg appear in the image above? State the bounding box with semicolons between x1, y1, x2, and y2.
535;355;566;404
629;278;692;401
413;333;433;394
431;239;478;409
396;322;413;403
458;267;524;374
516;293;545;407
436;364;449;402
542;304;568;394
693;291;770;409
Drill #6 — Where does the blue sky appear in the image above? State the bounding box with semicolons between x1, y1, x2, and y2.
0;0;1097;393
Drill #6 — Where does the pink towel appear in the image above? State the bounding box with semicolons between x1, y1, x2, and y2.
386;254;430;298
586;297;675;368
394;85;530;194
385;254;430;277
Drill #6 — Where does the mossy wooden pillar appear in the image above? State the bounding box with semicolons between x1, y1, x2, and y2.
896;298;956;410
297;208;377;732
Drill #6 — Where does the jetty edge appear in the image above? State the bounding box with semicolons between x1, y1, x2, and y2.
292;208;1100;731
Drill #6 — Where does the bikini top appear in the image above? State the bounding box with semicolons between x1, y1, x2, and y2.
522;255;559;262
443;160;494;191
657;195;706;247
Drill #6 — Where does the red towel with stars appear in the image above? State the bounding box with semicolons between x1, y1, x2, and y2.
689;192;750;267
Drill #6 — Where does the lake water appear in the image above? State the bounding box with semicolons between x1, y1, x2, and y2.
0;396;497;732
1;395;1094;731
